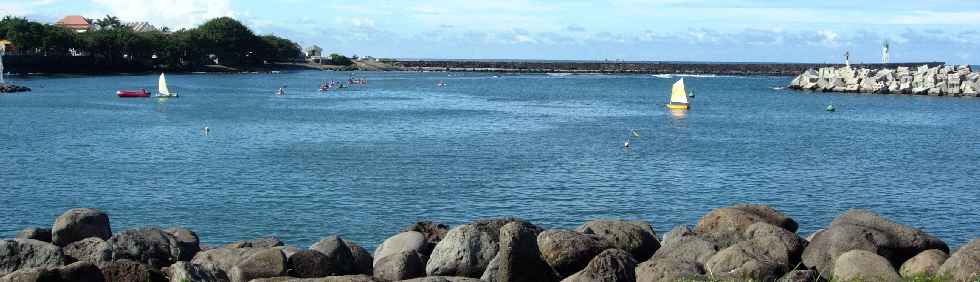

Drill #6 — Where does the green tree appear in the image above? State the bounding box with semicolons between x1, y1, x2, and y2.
192;17;262;66
259;34;302;62
327;53;353;66
94;15;123;30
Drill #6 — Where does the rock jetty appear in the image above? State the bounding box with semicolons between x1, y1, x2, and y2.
2;206;978;282
789;64;980;97
0;83;30;94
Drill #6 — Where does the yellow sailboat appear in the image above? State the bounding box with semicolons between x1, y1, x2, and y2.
666;79;690;110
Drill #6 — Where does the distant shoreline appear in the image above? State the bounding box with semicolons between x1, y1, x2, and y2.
389;60;946;76
3;59;947;77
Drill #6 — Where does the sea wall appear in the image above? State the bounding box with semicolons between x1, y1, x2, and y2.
0;83;30;94
392;59;943;76
2;206;978;282
788;64;980;97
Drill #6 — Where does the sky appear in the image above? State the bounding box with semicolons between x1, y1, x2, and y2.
3;0;980;64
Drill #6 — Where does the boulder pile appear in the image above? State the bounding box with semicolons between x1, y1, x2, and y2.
2;206;977;282
789;64;980;97
0;83;30;94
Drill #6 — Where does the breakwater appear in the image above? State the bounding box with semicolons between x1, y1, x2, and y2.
788;64;980;97
0;83;30;93
2;206;977;282
392;59;943;76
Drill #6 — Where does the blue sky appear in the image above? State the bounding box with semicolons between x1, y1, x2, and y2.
4;0;980;64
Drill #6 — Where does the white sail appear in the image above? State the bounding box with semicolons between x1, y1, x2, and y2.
670;79;689;104
158;73;171;96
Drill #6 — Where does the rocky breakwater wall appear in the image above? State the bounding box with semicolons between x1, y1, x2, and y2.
2;206;978;282
789;64;980;97
0;83;30;94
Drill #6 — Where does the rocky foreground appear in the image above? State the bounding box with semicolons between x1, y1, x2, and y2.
2;206;978;282
0;83;30;94
788;65;979;97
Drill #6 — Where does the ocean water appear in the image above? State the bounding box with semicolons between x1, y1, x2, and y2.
1;71;978;250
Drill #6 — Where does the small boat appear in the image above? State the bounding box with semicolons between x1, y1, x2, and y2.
155;73;178;98
665;79;690;110
826;104;835;112
276;87;285;96
688;90;695;98
117;89;150;97
437;81;447;87
624;138;631;148
319;85;329;92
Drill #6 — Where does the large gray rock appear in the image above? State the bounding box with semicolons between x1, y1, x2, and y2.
561;249;637;282
342;240;372;276
0;239;65;276
372;232;425;266
537;229;610;278
63;237;112;265
58;261;104;282
483;221;556;282
401;221;449;260
704;236;791;281
0;268;61;282
15;228;51;243
425;219;528;278
165;227;201;261
309;236;355;276
634;259;704;282
660;225;693;247
191;248;266;276
401;277;482;282
650;236;718;266
373;250;424;282
228;248;287;282
744;222;806;265
51;208;112;246
575;220;660;262
694;204;797;235
108;227;182;268
224;237;283;249
776;270;821;282
288;250;346;278
100;260;168;282
832;250;901;282
248;275;376;282
938;238;980;282
899;249;947;278
801;209;948;279
168;261;229;282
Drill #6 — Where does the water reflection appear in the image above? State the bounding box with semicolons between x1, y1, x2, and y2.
668;109;688;128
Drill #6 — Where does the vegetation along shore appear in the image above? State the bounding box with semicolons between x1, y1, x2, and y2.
2;205;977;282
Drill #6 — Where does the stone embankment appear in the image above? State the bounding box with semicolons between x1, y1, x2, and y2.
0;83;30;94
2;206;978;282
393;60;942;76
789;64;980;97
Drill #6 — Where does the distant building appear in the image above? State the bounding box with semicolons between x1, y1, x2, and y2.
125;22;159;33
55;15;92;33
305;45;322;64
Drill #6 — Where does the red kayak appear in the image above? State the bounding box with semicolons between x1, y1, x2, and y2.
117;89;150;97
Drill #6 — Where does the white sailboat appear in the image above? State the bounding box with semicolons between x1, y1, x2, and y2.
666;79;689;110
156;73;178;98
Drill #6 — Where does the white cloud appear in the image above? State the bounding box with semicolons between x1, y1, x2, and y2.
0;0;58;17
816;30;840;46
91;0;234;29
338;17;375;28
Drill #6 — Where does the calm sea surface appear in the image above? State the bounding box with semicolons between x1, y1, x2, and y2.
1;71;978;249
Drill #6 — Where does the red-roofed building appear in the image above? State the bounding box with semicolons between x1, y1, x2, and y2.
55;15;92;32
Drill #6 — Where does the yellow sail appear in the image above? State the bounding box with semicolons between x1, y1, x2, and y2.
670;79;688;104
666;78;689;109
